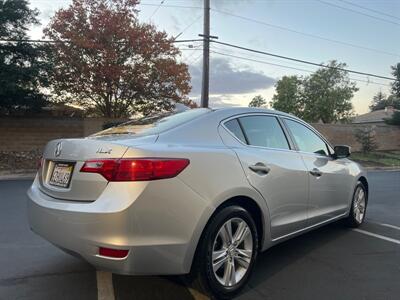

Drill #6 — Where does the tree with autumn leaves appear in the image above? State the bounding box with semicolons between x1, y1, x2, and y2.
45;0;191;117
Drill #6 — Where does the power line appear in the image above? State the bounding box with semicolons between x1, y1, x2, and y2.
179;45;204;63
316;0;400;27
337;0;400;21
211;8;400;58
0;39;58;43
210;49;391;87
148;0;166;20
211;49;316;73
0;38;203;44
187;52;203;65
210;40;396;81
211;42;392;86
174;15;202;40
5;37;394;81
178;48;203;51
173;38;203;43
211;43;318;70
139;3;202;10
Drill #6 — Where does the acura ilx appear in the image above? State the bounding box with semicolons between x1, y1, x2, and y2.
27;107;368;299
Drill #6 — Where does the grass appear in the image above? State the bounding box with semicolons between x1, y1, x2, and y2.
351;151;400;167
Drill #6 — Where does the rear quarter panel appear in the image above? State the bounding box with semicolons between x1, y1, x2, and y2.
122;143;272;270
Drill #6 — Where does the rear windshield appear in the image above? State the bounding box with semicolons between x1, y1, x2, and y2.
92;108;211;137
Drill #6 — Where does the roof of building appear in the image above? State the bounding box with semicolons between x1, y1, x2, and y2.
353;107;398;124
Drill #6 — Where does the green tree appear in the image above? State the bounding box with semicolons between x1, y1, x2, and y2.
45;0;191;118
301;61;358;123
271;61;357;123
370;91;387;111
369;89;400;111
0;0;50;115
270;75;302;116
391;63;400;98
369;63;400;111
385;111;400;126
248;95;267;107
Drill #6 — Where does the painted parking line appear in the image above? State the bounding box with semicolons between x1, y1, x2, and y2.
187;287;209;300
378;223;400;231
96;271;115;300
353;228;400;245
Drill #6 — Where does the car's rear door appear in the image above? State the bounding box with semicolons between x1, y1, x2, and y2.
223;114;309;240
282;118;353;226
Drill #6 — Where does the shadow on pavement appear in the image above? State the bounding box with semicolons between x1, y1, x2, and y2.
112;222;349;300
249;222;348;287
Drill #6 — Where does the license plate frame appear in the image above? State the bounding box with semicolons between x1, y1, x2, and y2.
49;162;75;188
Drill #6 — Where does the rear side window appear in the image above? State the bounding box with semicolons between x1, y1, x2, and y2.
225;119;247;144
284;119;329;156
225;115;289;150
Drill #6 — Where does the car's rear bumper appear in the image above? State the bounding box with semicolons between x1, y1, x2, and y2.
27;176;212;275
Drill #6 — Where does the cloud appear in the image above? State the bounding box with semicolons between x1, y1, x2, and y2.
209;95;242;108
190;95;242;108
186;0;255;11
208;0;255;11
189;57;275;96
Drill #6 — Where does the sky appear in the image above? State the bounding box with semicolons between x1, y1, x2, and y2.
28;0;400;115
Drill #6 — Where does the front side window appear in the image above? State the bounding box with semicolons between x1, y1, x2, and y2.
236;115;290;150
284;119;329;156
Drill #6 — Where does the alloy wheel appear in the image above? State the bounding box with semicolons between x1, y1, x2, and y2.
353;187;366;223
211;217;253;287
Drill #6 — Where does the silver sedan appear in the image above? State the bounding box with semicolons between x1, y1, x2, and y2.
27;107;368;299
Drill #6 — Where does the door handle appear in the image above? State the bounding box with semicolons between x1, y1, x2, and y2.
249;163;270;175
310;168;322;177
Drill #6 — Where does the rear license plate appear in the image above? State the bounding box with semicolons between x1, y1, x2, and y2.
49;162;74;188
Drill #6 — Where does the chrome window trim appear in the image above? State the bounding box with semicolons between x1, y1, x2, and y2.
221;112;296;153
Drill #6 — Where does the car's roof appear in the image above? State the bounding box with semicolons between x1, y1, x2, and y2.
155;106;307;146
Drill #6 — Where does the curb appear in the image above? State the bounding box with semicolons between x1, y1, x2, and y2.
0;171;36;181
364;167;400;171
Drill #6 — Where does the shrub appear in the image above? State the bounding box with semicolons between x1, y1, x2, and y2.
354;126;378;154
385;111;400;125
102;120;126;130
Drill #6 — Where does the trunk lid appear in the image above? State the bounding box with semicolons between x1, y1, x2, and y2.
38;135;157;201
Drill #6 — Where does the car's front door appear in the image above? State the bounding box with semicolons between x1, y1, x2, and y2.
224;114;309;240
282;118;354;226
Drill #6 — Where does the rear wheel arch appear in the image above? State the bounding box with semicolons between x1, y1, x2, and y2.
190;196;265;273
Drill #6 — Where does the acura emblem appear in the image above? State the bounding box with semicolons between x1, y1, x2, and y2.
55;142;62;157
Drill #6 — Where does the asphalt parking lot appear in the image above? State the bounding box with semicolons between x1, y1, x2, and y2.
0;171;399;300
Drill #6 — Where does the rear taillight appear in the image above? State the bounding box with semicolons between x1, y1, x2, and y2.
80;158;190;181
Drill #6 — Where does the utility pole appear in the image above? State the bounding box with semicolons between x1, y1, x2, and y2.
200;0;210;108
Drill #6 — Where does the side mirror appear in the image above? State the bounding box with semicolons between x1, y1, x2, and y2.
333;145;351;159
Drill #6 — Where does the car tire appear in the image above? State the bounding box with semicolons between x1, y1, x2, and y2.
345;181;368;228
188;205;259;299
